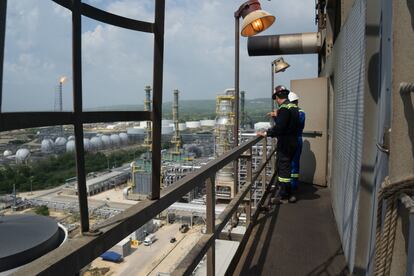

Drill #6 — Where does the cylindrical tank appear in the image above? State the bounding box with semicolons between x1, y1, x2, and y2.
127;127;145;135
68;135;75;141
178;123;187;131
186;121;201;129
66;140;75;152
162;119;173;126
254;122;271;131
54;137;67;146
101;135;111;148
200;120;216;127
161;126;174;135
3;150;12;157
110;134;121;147
90;137;103;150
41;139;54;153
119;133;129;144
16;149;31;163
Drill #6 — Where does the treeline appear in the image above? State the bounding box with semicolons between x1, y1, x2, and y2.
0;148;145;194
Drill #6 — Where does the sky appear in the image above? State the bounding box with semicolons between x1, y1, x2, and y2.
2;0;317;112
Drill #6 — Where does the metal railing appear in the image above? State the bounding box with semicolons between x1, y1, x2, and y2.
15;136;276;275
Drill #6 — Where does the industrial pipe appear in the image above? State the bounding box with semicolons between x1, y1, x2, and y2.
248;32;322;56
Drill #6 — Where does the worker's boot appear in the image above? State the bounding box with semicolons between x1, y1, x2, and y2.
286;184;297;203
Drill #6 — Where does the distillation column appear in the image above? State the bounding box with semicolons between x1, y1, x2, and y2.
144;85;152;151
170;89;182;156
215;89;236;199
240;90;246;130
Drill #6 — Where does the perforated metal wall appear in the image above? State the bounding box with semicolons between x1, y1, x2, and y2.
330;0;366;271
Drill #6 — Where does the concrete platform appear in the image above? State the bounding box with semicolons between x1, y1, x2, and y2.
234;184;349;276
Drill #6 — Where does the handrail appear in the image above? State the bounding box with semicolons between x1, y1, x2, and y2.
15;136;263;275
173;137;277;276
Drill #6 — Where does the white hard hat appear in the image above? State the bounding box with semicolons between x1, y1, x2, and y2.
288;92;299;102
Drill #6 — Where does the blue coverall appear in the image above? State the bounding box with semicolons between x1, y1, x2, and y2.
291;108;305;190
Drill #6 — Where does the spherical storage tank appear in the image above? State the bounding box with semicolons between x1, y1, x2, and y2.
66;140;75;152
16;148;30;163
90;137;103;150
119;133;129;145
110;134;121;147
3;150;12;157
101;135;111;148
83;138;91;151
186;121;201;129
55;137;67;146
41;139;54;153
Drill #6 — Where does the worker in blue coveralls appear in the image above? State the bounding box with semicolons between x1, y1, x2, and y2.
288;92;306;192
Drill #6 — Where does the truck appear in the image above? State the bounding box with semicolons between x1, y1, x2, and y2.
143;234;156;246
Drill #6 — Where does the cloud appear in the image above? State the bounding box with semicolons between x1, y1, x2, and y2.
2;0;317;112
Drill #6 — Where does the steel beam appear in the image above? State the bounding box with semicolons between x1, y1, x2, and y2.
150;0;165;200
206;176;216;276
0;0;6;113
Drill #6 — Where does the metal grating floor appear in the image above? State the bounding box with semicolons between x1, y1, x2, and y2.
234;184;349;276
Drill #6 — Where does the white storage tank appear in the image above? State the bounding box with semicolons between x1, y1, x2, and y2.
178;123;187;131
55;137;67;146
90;137;103;150
200;120;215;127
68;135;75;141
16;149;31;163
162;120;173;126
254;122;271;131
127;127;145;135
161;126;174;135
66;140;76;152
41;139;54;153
119;133;129;144
186;121;201;129
101;135;111;148
3;150;12;157
83;138;91;152
110;134;121;147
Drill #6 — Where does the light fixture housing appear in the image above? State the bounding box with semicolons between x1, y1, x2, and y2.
274;57;290;73
241;9;275;37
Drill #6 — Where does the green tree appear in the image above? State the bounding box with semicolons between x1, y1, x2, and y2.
34;205;50;216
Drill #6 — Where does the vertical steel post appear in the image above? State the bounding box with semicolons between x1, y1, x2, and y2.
233;16;240;198
245;146;252;225
72;0;89;232
261;138;267;194
150;0;165;200
0;0;7;113
206;176;216;276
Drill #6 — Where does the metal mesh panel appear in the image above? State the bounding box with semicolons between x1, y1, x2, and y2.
330;0;366;271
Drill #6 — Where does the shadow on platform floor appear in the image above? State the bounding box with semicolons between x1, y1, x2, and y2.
235;184;349;276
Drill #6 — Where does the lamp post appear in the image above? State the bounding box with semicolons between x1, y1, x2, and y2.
271;57;290;123
234;0;275;147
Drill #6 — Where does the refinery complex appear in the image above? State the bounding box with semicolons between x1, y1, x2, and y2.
0;86;270;275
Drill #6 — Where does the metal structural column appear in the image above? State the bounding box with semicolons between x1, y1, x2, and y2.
245;147;252;225
0;0;7;113
150;0;165;200
261;138;267;195
206;176;216;276
233;16;240;198
72;0;89;233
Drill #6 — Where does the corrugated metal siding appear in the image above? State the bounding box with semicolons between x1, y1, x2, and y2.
330;0;366;271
